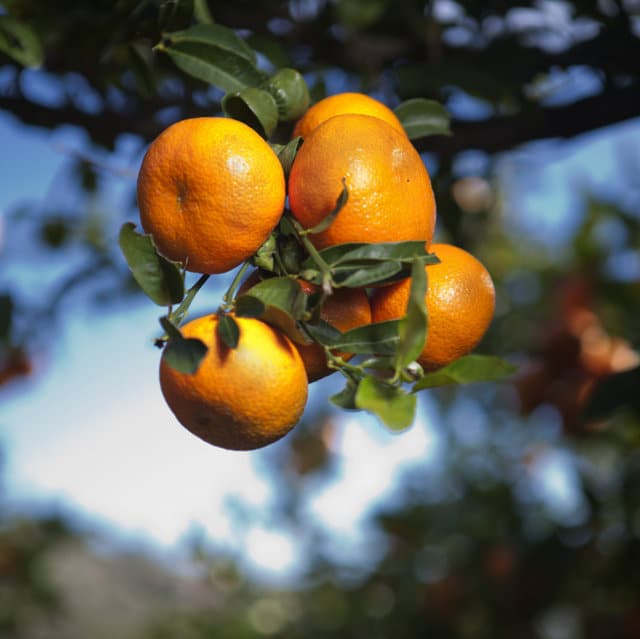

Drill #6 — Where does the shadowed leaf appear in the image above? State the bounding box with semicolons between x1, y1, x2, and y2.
159;317;207;374
394;98;451;139
119;223;184;306
396;258;428;372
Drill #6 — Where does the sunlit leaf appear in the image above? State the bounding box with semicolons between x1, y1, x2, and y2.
413;354;516;390
118;223;184;306
0;17;43;68
394;98;451;139
355;377;416;430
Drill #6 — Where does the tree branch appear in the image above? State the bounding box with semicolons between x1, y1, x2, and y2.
416;85;640;158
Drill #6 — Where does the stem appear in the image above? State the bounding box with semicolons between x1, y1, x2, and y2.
325;347;362;382
169;273;209;326
289;216;334;294
221;261;251;309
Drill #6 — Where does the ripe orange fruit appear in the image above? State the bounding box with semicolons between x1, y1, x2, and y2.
238;273;372;382
288;114;436;251
137;117;285;275
292;92;405;139
159;314;308;450
371;243;495;370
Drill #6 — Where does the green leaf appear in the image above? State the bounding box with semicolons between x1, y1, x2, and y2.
304;241;436;268
303;179;348;235
328;320;401;356
272;137;303;178
330;381;359;410
163;23;256;64
217;313;240;348
0;293;13;342
266;68;310;121
413;355;517;391
158;25;266;92
394;98;451;140
395;258;428;372
580;365;640;424
335;261;404;288
235;277;307;344
118;223;184;306
222;87;279;138
159;317;208;374
303;319;344;347
355;377;416;430
0;17;43;68
252;233;277;272
337;0;391;29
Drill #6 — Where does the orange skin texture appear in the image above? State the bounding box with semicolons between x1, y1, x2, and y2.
238;273;372;382
288;114;436;251
371;244;495;370
160;315;308;451
137;117;285;275
292;92;406;139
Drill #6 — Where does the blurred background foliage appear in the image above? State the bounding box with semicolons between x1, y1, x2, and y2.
1;0;640;637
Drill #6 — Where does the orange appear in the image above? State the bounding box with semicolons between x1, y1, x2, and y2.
238;273;372;382
137;117;285;275
371;243;495;370
292;92;405;139
288;114;436;251
159;314;308;450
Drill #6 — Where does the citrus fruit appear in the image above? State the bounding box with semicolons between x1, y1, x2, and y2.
137;117;285;275
371;243;495;370
288;114;436;251
292;92;405;139
159;314;308;450
238;273;372;382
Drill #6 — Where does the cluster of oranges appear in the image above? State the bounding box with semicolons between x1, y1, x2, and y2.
136;92;495;451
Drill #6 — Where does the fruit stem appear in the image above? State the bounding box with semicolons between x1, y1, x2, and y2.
325;348;362;383
288;216;333;295
221;261;251;309
168;273;209;326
